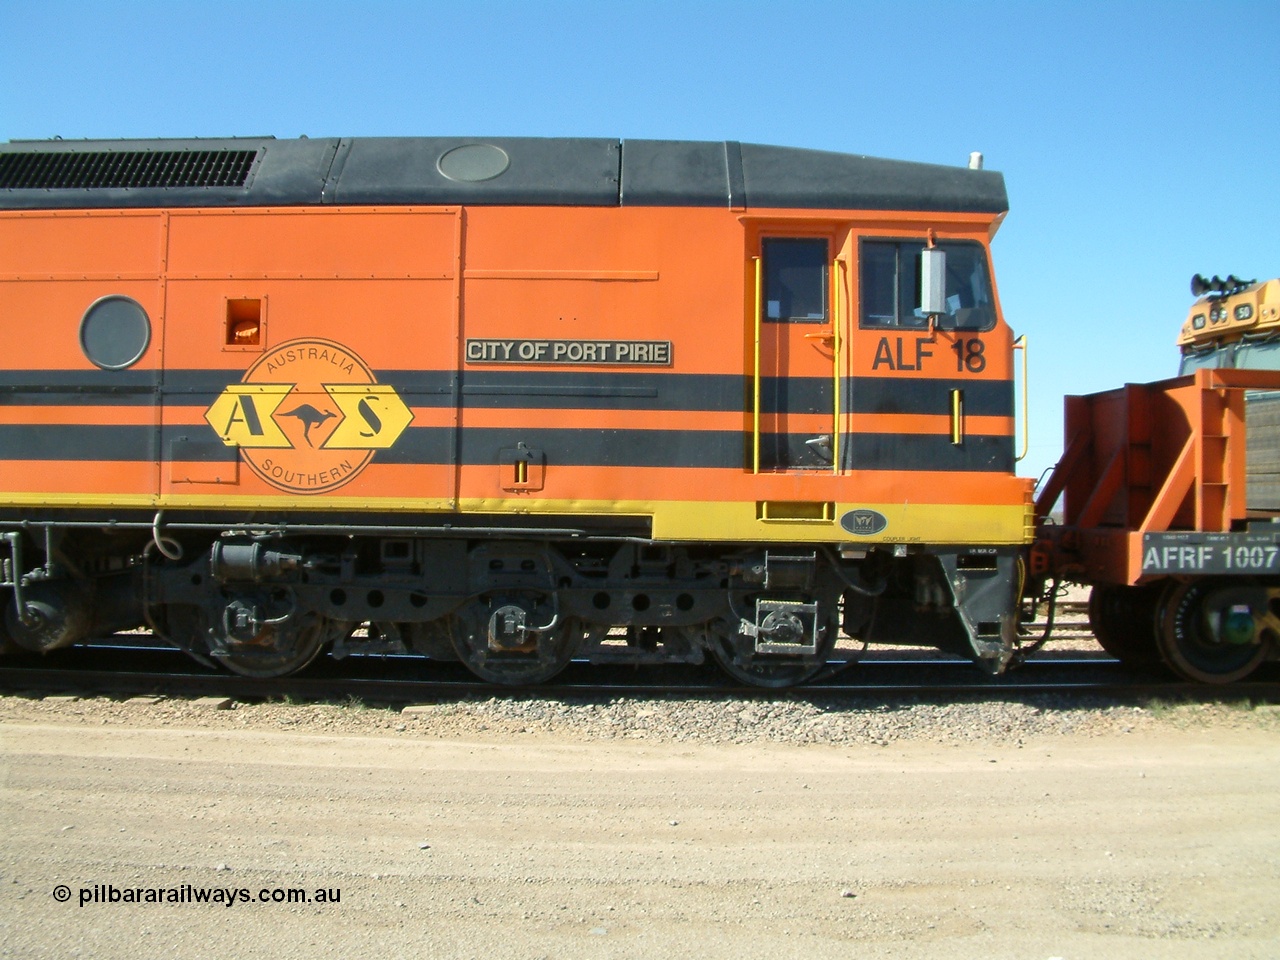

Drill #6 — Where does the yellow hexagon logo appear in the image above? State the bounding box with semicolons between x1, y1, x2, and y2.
204;338;413;494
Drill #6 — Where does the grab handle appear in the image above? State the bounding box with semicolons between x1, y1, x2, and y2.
1013;335;1029;462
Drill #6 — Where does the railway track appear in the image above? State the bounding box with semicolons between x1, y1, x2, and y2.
4;636;1278;704
5;603;1276;703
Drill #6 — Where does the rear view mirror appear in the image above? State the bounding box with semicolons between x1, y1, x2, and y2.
920;247;946;317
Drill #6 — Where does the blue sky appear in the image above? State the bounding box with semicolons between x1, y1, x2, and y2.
4;0;1277;481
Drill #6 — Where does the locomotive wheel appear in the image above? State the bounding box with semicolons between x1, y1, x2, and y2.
407;618;461;661
4;580;94;653
1155;579;1277;684
449;613;582;685
0;608;16;656
215;613;342;679
708;604;838;688
1087;583;1165;670
709;632;835;688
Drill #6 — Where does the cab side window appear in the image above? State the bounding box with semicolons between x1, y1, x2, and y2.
763;238;828;323
860;239;995;331
861;242;923;328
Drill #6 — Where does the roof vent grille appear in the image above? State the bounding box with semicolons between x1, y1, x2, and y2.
0;149;257;190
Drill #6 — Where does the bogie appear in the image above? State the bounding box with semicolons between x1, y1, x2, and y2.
1087;584;1165;671
0;526;1020;688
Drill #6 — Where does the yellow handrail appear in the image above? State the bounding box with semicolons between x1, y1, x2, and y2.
950;388;965;444
1013;334;1029;461
832;260;845;474
752;256;762;474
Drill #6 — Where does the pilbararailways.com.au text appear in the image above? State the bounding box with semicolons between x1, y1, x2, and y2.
55;884;341;908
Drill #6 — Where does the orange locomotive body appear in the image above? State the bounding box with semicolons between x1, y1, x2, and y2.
0;137;1032;685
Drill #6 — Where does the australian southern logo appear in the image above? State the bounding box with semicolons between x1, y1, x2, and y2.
205;339;413;494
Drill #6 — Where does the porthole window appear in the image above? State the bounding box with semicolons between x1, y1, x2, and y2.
79;295;151;370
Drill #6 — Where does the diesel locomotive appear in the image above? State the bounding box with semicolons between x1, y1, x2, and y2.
1176;274;1280;513
0;135;1048;685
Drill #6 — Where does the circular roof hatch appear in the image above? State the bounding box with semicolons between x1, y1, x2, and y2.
437;143;510;182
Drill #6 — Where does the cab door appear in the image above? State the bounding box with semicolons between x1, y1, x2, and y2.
754;236;842;471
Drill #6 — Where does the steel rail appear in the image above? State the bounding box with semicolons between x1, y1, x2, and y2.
3;648;1276;704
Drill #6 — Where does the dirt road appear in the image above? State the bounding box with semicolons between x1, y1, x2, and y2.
3;700;1279;959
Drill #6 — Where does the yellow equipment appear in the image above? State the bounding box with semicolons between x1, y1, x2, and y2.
1178;274;1280;371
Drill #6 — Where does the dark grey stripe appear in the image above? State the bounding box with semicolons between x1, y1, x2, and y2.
0;390;157;406
848;377;1013;417
454;371;743;411
0;369;161;391
0;369;748;411
0;369;1013;418
1;422;1012;473
0;425;158;461
842;433;1014;473
394;427;744;469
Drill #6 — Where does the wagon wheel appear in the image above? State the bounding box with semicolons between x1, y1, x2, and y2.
1087;583;1165;671
449;608;583;685
1155;579;1277;684
215;613;343;679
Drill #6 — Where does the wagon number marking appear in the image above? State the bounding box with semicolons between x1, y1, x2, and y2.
1142;542;1280;572
1224;544;1280;570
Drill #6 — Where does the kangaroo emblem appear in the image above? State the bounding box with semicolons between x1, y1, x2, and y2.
279;404;337;447
206;338;414;495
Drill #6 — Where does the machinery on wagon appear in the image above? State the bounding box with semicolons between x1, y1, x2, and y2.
0;134;1275;686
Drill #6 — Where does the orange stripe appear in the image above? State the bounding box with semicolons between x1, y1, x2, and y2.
0;461;156;495
454;463;1029;506
0;459;1029;508
455;406;746;431
0;406;159;426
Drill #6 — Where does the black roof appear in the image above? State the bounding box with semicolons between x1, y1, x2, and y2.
0;136;1007;214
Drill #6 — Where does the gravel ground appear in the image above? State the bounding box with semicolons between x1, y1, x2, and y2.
6;588;1280;960
5;686;1280;960
2;687;1278;747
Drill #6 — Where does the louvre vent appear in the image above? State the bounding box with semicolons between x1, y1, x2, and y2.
0;149;257;190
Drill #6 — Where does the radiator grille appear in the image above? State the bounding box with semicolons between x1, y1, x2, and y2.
0;149;257;190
